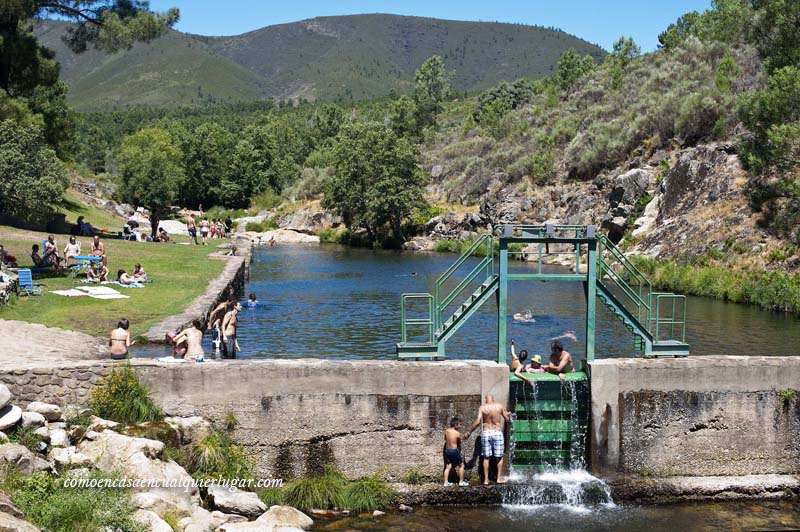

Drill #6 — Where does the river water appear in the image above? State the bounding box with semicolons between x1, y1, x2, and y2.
140;243;798;361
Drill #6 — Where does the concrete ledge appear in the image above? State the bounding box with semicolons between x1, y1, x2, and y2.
143;241;252;342
609;474;800;503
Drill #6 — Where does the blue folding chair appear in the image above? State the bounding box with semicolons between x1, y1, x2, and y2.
16;269;44;296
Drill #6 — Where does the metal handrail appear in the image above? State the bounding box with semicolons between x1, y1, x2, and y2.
653;294;687;342
400;293;435;344
596;235;652;330
434;235;494;331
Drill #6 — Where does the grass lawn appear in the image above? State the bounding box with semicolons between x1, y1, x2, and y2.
0;225;226;339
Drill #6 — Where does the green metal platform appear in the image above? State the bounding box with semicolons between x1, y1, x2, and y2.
397;224;690;360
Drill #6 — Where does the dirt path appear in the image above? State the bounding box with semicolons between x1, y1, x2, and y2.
0;319;106;370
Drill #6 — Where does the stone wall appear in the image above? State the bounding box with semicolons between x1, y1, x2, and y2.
589;356;800;477
0;359;509;481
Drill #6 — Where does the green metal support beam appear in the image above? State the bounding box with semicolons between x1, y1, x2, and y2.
497;239;508;365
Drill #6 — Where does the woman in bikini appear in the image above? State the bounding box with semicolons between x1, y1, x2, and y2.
63;236;81;266
109;318;134;360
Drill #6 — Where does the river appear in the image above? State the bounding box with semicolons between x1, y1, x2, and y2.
152;243;799;361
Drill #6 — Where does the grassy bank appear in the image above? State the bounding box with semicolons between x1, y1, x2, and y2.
0;225;226;337
631;256;800;315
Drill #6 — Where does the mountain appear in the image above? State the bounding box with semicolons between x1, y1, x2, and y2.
34;14;605;110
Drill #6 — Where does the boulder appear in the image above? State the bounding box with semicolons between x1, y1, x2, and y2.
211;510;248;524
256;506;313;531
0;489;26;519
26;402;63;422
0;511;41;532
33;427;49;442
255;229;319;244
0;432;7;444
79;431;198;519
134;509;173;532
0;405;22;431
279;209;339;235
48;428;69;448
608;169;653;208
632;196;661;237
217;522;273;532
158;219;189;236
0;384;11;410
0;444;51;476
179;506;216;532
207;485;266;518
48;446;93;468
164;416;212;444
21;412;46;430
87;416;119;432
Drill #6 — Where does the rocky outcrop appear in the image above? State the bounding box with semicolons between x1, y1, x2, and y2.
207;485;266;518
279;208;340;235
0;444;50;475
247;229;320;244
0;490;40;532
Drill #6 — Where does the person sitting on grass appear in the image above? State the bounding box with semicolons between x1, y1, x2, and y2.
108;318;134;360
544;340;575;382
157;227;170;242
91;235;106;266
44;235;64;272
63;236;81;265
117;269;135;285
86;262;109;283
133;263;147;283
443;416;469;487
30;244;52;270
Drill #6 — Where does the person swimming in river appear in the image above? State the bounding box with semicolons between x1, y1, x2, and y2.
544;340;575;382
510;340;545;385
173;319;205;360
513;308;535;323
247;293;259;308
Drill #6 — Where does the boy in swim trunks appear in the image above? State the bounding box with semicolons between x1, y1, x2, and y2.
443;417;469;487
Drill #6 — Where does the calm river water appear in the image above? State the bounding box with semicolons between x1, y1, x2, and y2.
139;243;800;360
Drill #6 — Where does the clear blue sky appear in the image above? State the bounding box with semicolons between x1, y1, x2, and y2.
148;0;712;51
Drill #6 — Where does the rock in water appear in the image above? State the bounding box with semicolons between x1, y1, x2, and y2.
21;412;46;430
256;506;313;530
207;484;266;518
0;385;11;410
26;402;63;422
0;405;22;431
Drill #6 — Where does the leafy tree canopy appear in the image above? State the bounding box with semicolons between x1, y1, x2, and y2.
414;55;451;128
0;119;70;225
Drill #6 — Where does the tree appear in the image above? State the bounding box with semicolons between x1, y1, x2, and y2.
555;49;595;93
117;128;184;237
605;37;641;90
658;11;702;50
323;121;427;244
388;95;418;138
182;122;233;208
414;55;451;128
0;119;69;225
0;1;178;154
750;0;800;74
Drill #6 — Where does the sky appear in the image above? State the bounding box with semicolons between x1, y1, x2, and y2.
148;0;712;51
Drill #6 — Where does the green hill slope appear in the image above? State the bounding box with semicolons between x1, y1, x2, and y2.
35;14;605;110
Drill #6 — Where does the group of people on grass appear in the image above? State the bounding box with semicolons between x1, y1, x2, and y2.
186;214;233;246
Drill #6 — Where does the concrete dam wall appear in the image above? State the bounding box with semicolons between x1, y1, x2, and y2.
589;356;800;477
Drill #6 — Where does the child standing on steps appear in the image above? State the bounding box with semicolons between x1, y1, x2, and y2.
443;417;469;487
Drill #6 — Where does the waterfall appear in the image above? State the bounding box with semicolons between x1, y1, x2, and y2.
507;375;615;510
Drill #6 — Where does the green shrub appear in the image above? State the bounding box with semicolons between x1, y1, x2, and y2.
400;469;431;485
88;364;163;424
317;228;341;243
250;188;282;211
245;219;278;232
342;476;393;513
434;239;460;253
8;427;43;452
190;431;254;481
4;471;145;532
283;469;347;512
257;487;285;507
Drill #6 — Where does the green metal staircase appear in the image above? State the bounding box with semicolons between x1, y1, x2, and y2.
398;235;497;358
596;234;689;357
397;226;689;359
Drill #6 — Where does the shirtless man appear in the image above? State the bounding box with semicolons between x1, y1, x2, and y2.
91;235;106;266
187;214;198;245
207;297;236;331
466;394;511;485
173;319;204;359
222;301;242;358
544;340;575;382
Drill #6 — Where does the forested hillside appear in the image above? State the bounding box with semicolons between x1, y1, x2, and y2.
35;14;605;109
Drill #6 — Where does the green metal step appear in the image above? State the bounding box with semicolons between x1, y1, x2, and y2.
512;449;572;460
514;401;573;412
510;431;573;443
510;463;568;472
513;419;575;432
395;343;439;359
